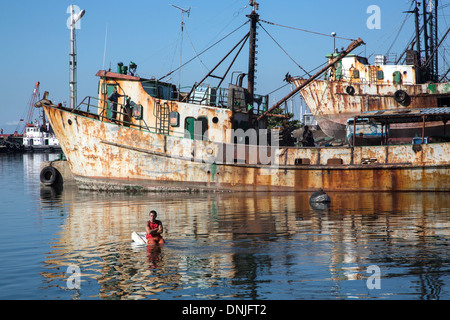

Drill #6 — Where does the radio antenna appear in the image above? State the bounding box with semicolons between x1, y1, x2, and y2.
170;4;191;95
102;23;108;71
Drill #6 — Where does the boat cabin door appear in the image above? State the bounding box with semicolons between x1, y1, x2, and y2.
105;84;118;119
185;117;208;140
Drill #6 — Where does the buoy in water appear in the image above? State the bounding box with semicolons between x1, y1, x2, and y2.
309;189;330;204
309;189;331;210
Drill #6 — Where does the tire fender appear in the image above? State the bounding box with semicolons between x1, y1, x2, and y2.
40;166;58;186
345;85;355;95
394;90;408;103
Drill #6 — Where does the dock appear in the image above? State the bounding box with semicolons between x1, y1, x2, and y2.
39;160;76;187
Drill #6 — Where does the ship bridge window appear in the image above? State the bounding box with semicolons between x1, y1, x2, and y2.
357;57;369;65
377;70;384;80
141;80;177;100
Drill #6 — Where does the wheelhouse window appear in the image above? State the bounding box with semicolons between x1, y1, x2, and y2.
141;80;177;100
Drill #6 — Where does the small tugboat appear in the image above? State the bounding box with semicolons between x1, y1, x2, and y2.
36;2;450;192
11;82;62;153
22;122;61;153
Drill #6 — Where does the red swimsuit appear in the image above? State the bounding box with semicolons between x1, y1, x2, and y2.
146;220;163;241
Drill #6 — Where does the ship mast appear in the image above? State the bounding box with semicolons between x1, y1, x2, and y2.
68;5;85;109
170;4;191;97
408;0;441;82
247;1;259;106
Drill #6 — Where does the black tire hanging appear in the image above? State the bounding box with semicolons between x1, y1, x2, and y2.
345;85;355;95
394;90;408;103
40;166;58;186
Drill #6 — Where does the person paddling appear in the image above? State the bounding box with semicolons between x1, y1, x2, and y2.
145;210;165;245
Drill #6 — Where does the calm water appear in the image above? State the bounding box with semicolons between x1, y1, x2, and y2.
0;153;449;300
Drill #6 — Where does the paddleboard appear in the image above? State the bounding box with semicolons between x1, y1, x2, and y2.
132;232;147;244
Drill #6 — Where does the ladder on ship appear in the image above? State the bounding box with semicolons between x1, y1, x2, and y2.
155;101;170;135
369;68;378;84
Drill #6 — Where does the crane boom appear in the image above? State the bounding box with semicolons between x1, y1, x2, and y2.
16;82;40;134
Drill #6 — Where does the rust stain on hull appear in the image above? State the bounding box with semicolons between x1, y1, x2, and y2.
43;105;450;192
294;79;450;139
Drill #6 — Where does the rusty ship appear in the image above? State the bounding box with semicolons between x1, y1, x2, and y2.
289;1;450;140
36;2;450;192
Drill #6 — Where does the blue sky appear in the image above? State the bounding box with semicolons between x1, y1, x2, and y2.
1;0;449;133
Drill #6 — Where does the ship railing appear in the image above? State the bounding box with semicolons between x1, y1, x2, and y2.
75;96;154;133
184;85;236;108
184;84;269;114
75;95;130;123
329;67;415;85
74;96;189;139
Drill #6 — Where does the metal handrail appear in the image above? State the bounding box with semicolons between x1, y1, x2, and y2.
74;96;162;135
184;84;268;113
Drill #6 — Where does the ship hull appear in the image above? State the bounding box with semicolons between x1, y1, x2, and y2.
296;79;450;139
42;104;450;192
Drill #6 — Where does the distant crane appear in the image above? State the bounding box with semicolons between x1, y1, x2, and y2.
15;82;40;134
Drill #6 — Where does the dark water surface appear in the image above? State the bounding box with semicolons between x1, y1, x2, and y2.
0;153;449;300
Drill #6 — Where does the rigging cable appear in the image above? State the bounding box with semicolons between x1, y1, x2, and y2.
259;19;356;41
385;10;413;56
185;25;210;74
258;22;311;77
159;20;249;81
267;82;289;96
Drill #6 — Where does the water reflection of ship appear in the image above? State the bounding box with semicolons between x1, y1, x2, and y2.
23;153;60;183
40;189;450;299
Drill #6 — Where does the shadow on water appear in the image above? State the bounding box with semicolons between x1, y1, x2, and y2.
36;185;450;300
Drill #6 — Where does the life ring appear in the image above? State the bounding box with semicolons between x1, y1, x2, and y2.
345;85;355;95
40;166;58;186
394;90;408;103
